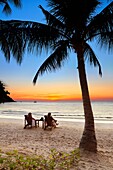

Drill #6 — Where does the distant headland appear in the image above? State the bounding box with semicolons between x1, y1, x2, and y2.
0;96;15;104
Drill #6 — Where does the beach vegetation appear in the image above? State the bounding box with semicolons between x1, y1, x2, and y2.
0;0;113;152
0;148;80;170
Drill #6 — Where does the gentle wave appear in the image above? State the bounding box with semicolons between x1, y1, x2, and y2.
0;101;113;122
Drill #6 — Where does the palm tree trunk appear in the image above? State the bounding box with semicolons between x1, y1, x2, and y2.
77;52;97;152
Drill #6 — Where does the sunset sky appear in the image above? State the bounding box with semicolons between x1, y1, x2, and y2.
0;0;113;102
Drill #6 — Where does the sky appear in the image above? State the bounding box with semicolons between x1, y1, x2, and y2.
0;0;113;102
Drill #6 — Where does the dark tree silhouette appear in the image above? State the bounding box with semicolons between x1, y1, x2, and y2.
0;0;113;152
0;80;14;103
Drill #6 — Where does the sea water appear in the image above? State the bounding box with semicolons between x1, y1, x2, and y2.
0;101;113;123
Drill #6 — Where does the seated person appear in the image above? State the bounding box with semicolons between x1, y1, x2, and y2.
44;112;58;129
24;113;44;129
27;112;36;127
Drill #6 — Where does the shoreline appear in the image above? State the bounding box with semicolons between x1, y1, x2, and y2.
0;118;113;169
0;116;113;124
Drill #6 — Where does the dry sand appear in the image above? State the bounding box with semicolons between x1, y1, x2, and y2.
0;118;113;169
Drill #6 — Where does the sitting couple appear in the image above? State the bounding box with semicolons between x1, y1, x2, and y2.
24;112;58;129
24;112;37;129
44;112;58;129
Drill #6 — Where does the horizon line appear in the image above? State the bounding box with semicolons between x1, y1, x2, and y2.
14;98;113;102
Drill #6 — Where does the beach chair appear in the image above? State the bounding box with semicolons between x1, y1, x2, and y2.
24;115;44;129
24;114;37;129
43;115;58;130
43;115;52;130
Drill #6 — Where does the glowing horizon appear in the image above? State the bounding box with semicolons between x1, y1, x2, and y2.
11;96;113;102
10;89;113;102
8;76;113;102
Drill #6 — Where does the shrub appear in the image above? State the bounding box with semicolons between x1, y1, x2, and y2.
0;148;80;170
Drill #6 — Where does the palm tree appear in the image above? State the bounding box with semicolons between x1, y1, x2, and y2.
0;0;21;14
0;0;113;152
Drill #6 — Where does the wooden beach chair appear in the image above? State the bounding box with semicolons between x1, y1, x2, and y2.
24;115;36;129
24;115;44;129
43;115;58;130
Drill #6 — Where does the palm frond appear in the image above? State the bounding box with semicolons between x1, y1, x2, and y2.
10;0;21;7
47;0;100;29
87;1;113;40
97;31;113;52
0;20;26;63
84;42;102;76
0;35;10;62
33;40;69;84
0;0;21;14
39;5;65;30
0;19;62;62
2;2;11;14
4;20;62;53
26;24;61;54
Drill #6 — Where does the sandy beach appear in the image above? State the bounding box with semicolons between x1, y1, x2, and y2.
0;118;113;169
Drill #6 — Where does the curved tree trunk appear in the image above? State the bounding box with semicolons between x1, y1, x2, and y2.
77;52;97;152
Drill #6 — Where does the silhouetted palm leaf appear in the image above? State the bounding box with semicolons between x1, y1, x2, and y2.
33;40;70;83
0;0;21;14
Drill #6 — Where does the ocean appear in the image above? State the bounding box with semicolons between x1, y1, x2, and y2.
0;101;113;123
